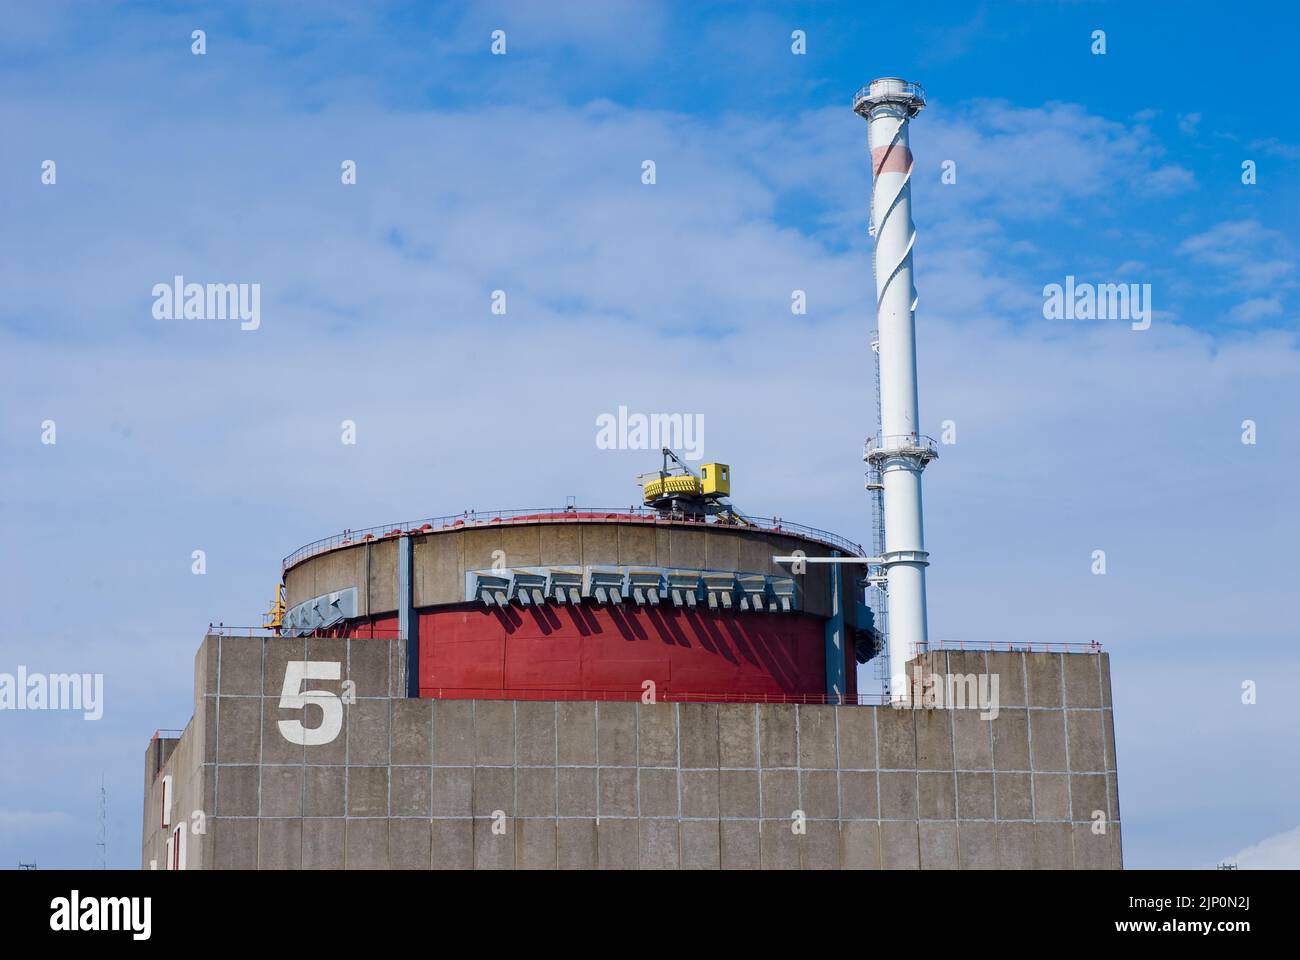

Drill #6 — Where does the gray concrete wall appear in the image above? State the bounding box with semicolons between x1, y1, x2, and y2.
142;677;209;870
143;638;1121;869
287;522;839;619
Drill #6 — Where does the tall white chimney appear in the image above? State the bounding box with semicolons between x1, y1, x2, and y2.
855;78;937;704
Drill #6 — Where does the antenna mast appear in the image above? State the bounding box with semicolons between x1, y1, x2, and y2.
97;773;107;869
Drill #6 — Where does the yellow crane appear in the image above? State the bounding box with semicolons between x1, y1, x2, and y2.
637;448;751;525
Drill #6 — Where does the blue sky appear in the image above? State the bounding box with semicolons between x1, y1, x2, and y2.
1;0;1298;869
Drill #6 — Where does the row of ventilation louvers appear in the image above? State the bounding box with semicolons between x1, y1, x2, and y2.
282;587;359;635
468;566;799;614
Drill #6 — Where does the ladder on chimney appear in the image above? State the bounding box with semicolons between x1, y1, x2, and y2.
868;330;890;683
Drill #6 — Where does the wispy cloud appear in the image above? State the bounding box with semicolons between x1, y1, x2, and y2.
1226;823;1300;869
1178;219;1296;295
919;100;1196;220
1228;296;1284;324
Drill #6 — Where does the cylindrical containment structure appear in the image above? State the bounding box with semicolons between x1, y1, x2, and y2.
855;78;936;704
279;511;876;704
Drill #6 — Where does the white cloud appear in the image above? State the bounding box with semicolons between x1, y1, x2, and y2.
916;100;1196;219
1145;163;1196;195
1246;137;1300;160
1226;823;1300;869
1228;296;1284;324
1177;219;1297;326
1177;219;1296;293
455;0;669;60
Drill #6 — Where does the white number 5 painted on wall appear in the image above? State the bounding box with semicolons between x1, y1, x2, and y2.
277;660;343;745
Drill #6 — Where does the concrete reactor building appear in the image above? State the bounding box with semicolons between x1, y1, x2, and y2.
142;79;1122;870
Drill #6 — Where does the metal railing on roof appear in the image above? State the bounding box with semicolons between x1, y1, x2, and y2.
206;624;401;639
852;79;926;113
282;507;866;574
920;640;1104;654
